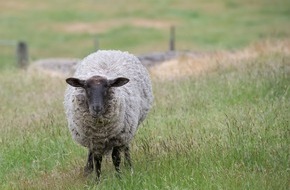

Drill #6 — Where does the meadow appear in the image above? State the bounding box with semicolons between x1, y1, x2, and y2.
0;0;290;189
0;44;289;189
0;0;290;69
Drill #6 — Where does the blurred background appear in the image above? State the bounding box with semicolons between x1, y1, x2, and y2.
0;0;289;69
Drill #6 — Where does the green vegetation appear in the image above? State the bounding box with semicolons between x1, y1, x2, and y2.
0;52;289;189
0;0;289;189
1;0;290;69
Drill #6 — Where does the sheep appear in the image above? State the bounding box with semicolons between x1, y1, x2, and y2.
64;50;153;179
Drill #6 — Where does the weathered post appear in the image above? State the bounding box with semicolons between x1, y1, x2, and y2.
169;26;175;51
16;41;29;69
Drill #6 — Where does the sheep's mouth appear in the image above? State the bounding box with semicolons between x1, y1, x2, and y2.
89;109;105;118
90;112;101;118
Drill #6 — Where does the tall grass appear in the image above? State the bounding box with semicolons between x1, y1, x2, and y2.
0;51;289;189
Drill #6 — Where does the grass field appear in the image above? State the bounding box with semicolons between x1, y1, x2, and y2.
1;0;290;69
0;43;289;189
0;0;290;189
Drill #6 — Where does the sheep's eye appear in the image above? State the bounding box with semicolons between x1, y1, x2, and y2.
103;89;108;96
85;89;92;96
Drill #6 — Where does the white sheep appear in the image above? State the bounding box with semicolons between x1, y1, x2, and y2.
64;50;153;179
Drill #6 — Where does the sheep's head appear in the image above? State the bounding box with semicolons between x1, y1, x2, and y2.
66;75;129;118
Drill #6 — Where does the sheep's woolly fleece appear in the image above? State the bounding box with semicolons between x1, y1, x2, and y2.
64;50;153;155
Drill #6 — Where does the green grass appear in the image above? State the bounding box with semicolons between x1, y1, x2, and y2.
1;0;290;69
0;52;289;189
0;0;289;188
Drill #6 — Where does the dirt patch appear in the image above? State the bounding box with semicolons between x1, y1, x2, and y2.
130;19;174;29
0;1;47;13
29;58;80;78
150;53;215;79
55;19;175;34
0;1;35;12
58;21;119;34
149;40;290;80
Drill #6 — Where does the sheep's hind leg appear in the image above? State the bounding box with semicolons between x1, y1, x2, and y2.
84;150;94;176
124;145;133;174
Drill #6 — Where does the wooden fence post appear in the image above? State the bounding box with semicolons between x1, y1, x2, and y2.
169;26;175;51
16;41;29;68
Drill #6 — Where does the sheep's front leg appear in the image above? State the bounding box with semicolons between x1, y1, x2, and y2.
94;154;103;180
84;150;94;176
112;147;121;174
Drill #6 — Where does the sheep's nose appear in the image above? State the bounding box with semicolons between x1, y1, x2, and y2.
89;104;104;117
93;106;102;113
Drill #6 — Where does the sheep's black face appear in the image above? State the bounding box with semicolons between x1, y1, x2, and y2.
84;76;109;117
66;75;129;118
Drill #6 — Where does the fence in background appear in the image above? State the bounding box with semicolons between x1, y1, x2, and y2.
1;26;175;69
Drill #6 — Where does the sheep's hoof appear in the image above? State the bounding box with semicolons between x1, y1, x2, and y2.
115;171;122;179
83;166;93;177
95;176;101;183
130;168;134;175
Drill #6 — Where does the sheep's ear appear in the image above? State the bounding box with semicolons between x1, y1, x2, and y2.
66;78;86;88
108;77;129;87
